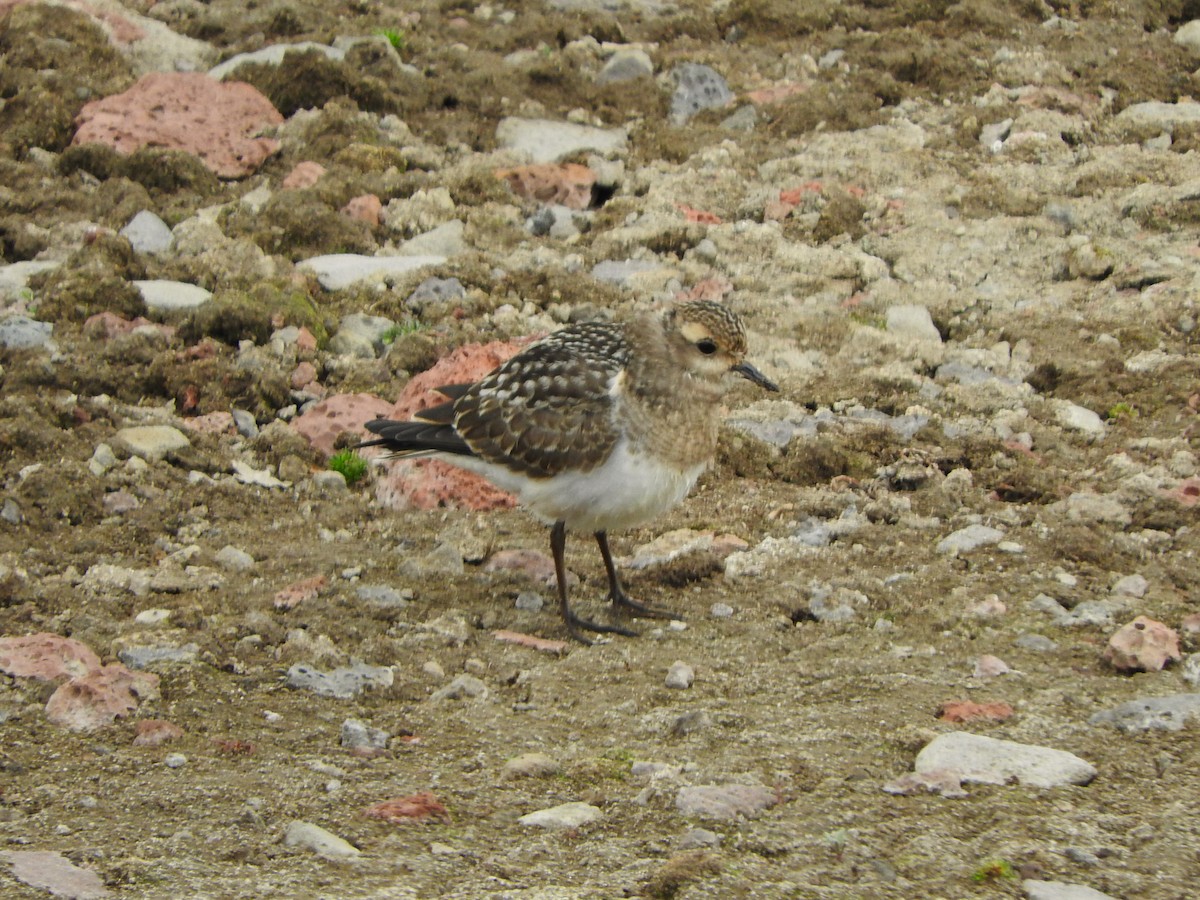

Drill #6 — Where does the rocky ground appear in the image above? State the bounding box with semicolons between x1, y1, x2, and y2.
2;0;1200;898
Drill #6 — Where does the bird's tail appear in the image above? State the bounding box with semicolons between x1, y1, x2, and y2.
358;418;474;458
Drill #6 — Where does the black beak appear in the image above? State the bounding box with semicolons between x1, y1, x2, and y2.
732;361;779;392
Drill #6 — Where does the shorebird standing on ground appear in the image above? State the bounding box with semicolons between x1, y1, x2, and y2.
362;300;779;643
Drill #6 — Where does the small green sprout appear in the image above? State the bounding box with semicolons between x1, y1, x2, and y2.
381;320;423;345
1106;401;1137;420
328;449;368;486
971;858;1017;883
375;27;406;51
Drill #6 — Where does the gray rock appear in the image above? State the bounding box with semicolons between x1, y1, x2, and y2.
118;644;199;669
329;313;396;359
0;849;110;900
1015;634;1058;652
980;117;1013;151
406;276;465;309
936;524;1004;555
298;254;446;291
677;827;722;849
430;674;488;701
121;210;173;254
710;602;734;618
134;279;212;312
886;305;942;343
1113;100;1200;135
496;117;627;164
1022;879;1119;900
1088;694;1200;732
675;784;776;820
1062;492;1131;526
1059;599;1126;628
503;751;561;778
231;409;259;438
721;105;758;132
89;443;118;476
0;498;20;525
215;545;255;572
518;801;602;829
596;48;654;84
282;820;362;860
286;661;395;699
526;204;585;239
0;315;53;350
311;470;348;493
665;661;695;689
113;425;191;461
0;261;58;305
340;718;389;752
355;584;411;608
1183;654;1200;687
399;220;466;257
1111;574;1148;597
914;732;1096;789
515;591;544;611
670;63;733;124
164;753;187;768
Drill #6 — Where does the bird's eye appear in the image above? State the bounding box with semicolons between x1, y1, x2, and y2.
696;338;718;355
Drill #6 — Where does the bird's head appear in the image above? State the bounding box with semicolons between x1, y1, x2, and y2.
666;301;779;392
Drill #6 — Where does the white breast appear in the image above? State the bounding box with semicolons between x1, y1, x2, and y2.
457;439;706;534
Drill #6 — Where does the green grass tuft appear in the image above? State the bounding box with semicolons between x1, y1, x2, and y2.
329;449;368;486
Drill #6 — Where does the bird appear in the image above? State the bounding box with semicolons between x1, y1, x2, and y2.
360;300;779;643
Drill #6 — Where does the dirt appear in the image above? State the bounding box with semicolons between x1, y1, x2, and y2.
2;0;1200;898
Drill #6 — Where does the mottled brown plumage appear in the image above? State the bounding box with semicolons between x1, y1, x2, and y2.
362;301;778;642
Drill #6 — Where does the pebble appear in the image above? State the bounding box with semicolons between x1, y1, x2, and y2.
675;784;777;820
164;753;187;768
0;315;54;350
913;732;1096;790
885;305;942;343
664;661;695;689
231;408;259;438
282;820;362;860
329;312;395;358
1;499;21;525
936;524;1004;555
214;545;256;572
88;443;118;475
1022;880;1119;900
356;584;411;608
118;645;199;669
297;253;446;291
502;751;561;778
710;602;734;618
134;279;212;312
341;718;389;752
669;63;733;124
113;425;191;461
430;674;488;701
120;210;173;254
310;470;349;493
515;591;544;611
405;276;465;308
1088;694;1200;732
285;662;395;699
518;801;602;829
1015;634;1058;652
495;116;626;164
133;608;172;626
677;827;722;850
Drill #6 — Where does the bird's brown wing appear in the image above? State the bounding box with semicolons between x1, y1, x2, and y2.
453;322;631;479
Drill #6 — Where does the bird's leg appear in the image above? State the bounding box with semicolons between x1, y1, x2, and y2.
551;521;637;642
595;530;678;620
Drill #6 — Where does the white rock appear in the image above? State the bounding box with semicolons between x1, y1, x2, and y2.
936;524;1004;555
121;211;173;254
215;545;255;572
496;117;627;163
1053;400;1105;436
134;279;213;312
1177;20;1200;55
1023;879;1119;900
297;254;446;291
282;820;362;860
885;304;942;343
518;802;602;829
231;461;289;489
915;732;1096;789
210;42;344;80
665;661;695;689
113;425;191;461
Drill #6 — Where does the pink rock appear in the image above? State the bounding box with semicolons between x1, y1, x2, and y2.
45;664;160;732
133;719;184;747
0;850;110;900
282;161;327;189
967;595;1007;617
495;163;596;211
1104;615;1181;672
101;490;140;514
937;700;1015;724
484;548;575;588
180;411;236;435
0;633;102;681
290;392;394;458
274;574;327;611
84;311;175;341
341;193;383;226
295;327;319;353
290;361;318;389
372;339;529;512
972;655;1011;678
73;72;283;178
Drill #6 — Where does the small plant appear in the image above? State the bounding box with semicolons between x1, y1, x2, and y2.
381;320;423;345
375;27;406;51
328;449;368;486
1107;401;1137;420
971;858;1017;883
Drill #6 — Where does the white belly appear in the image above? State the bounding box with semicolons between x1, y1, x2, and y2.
455;440;705;534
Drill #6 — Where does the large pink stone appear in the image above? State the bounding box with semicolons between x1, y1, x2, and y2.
73;72;282;177
44;663;160;732
0;633;101;681
291;392;395;458
1104;615;1181;673
372;339;530;512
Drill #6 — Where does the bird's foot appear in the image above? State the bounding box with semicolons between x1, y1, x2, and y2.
610;590;678;621
564;608;639;644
